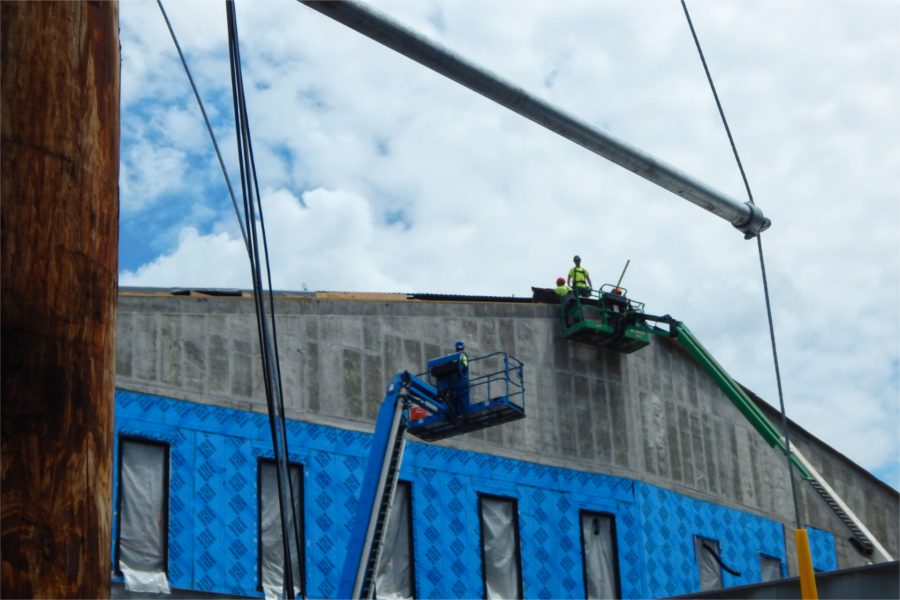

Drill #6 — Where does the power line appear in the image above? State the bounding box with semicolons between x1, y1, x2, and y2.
156;0;249;252
157;3;302;589
225;1;302;596
680;0;803;531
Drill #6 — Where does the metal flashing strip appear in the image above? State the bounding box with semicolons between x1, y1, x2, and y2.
406;292;534;304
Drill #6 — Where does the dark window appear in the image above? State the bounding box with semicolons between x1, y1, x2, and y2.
374;481;415;599
478;494;523;599
760;554;783;582
115;437;170;593
580;511;620;599
694;536;723;591
258;460;304;598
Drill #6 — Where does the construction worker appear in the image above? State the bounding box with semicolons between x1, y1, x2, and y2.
567;255;593;297
429;342;469;418
444;340;469;417
455;340;469;371
554;276;570;297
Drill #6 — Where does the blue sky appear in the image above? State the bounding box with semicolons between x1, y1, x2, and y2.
118;0;899;490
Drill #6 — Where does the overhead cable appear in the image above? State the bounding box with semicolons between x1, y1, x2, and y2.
225;2;301;596
298;0;770;238
680;0;802;530
156;0;249;252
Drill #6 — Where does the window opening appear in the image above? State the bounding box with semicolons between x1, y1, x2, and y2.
374;480;415;599
580;511;620;599
115;437;171;594
694;536;723;591
694;535;741;591
760;554;783;582
478;494;522;599
259;460;304;599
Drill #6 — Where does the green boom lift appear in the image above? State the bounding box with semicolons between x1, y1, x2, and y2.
559;285;894;562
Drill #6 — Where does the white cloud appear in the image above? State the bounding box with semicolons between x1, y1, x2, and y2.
119;140;188;213
120;187;407;291
120;226;248;288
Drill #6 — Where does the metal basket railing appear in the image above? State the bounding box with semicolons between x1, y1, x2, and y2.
416;351;525;409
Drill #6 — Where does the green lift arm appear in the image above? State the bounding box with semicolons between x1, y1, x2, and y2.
562;288;811;478
559;286;893;560
561;286;808;477
672;322;812;480
672;324;894;560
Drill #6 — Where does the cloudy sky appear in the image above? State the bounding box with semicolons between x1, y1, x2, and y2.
118;0;899;489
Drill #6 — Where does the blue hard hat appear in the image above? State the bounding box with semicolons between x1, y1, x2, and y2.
573;255;581;262
455;340;465;351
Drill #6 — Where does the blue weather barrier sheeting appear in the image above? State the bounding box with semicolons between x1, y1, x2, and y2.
112;390;833;598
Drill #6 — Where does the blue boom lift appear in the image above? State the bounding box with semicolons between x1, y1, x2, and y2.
338;349;525;598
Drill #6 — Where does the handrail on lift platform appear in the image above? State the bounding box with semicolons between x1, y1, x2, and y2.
406;351;525;442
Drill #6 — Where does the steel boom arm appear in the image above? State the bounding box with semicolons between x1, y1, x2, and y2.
299;0;770;238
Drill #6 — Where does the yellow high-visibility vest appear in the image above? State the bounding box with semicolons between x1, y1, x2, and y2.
568;266;590;287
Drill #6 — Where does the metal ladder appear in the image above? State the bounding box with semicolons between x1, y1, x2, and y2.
790;443;893;562
358;413;407;598
338;375;410;600
675;323;894;563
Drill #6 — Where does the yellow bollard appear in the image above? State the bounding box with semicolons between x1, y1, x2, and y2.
795;528;819;599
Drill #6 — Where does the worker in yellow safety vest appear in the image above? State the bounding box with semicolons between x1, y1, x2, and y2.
554;277;570;297
567;255;593;297
454;340;469;371
451;340;470;414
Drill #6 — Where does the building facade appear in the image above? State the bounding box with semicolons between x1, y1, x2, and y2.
111;289;898;598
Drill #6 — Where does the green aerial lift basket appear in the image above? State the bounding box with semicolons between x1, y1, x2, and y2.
560;285;652;354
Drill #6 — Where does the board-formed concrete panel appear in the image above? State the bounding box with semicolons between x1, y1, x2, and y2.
115;291;898;572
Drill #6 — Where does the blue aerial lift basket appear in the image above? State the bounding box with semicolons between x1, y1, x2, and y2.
405;351;526;441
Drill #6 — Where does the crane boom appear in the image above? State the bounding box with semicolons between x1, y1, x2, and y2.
299;0;770;238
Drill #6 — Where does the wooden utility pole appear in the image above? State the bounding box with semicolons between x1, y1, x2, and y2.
1;2;120;597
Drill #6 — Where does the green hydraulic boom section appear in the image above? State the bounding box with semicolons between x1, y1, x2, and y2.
674;322;811;480
560;286;812;480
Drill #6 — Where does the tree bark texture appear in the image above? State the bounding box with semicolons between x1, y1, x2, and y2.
1;1;119;597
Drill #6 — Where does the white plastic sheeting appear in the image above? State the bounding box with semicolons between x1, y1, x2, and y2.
480;496;521;599
760;555;783;582
260;462;303;600
118;439;171;594
581;513;617;599
374;482;413;599
694;536;723;591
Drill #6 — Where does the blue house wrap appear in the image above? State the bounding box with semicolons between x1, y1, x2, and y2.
112;389;832;598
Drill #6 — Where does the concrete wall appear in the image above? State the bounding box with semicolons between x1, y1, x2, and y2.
115;291;898;572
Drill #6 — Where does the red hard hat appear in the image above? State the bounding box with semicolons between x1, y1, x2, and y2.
556;277;565;285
